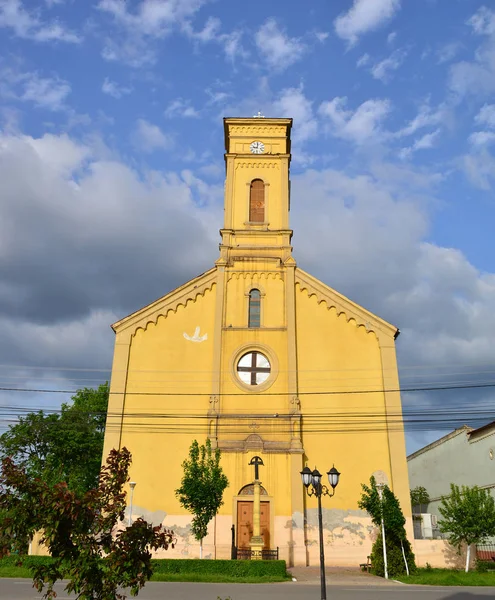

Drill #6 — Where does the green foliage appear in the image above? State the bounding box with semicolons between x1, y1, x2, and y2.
175;439;229;547
0;383;109;496
359;476;416;577
476;560;495;573
0;447;175;600
150;558;287;577
0;556;289;584
439;484;495;548
370;532;415;578
395;567;495;586
410;486;430;513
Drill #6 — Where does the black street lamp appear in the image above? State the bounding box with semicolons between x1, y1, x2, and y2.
301;465;341;600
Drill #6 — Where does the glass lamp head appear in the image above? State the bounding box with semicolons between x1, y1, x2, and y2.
300;466;312;487
311;468;322;486
327;466;341;489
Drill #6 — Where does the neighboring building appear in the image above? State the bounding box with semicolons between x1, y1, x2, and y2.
102;116;412;566
408;422;495;539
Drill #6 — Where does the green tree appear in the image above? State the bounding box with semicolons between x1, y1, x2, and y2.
0;383;109;496
358;476;416;578
175;439;228;559
0;447;175;599
410;486;430;513
439;483;495;572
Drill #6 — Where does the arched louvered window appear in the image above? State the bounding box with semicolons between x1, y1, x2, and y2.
249;179;265;222
248;289;261;328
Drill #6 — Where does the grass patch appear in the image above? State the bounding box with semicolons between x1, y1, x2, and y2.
0;556;290;584
396;568;495;586
0;566;33;578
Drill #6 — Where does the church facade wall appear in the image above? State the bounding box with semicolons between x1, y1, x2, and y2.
99;117;413;567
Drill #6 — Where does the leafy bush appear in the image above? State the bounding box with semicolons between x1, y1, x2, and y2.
1;556;288;579
371;533;416;578
476;560;495;573
150;558;287;578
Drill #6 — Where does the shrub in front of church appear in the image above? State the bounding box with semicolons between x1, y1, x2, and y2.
358;475;416;578
150;558;288;580
370;533;415;578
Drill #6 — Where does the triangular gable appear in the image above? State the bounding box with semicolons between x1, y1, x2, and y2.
295;268;398;339
112;267;217;336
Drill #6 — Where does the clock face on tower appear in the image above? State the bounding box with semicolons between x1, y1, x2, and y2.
250;141;265;154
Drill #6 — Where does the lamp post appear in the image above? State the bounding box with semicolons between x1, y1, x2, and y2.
376;482;388;580
301;465;341;600
128;481;136;527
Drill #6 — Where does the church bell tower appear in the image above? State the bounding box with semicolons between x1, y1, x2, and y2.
218;117;294;266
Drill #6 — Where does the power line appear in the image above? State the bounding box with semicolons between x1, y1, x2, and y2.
0;380;494;396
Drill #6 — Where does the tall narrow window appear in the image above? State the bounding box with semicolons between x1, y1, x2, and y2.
248;289;261;328
249;179;265;222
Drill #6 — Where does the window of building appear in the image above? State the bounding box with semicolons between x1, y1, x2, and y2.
249;179;265;222
248;289;261;328
237;351;271;385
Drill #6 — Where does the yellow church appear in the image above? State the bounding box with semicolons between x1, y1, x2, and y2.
102;116;412;566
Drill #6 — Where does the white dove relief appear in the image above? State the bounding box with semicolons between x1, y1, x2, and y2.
183;326;208;343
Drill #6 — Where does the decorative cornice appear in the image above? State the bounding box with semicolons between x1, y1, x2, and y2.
295;269;398;340
235;161;280;169
218;434;303;454
227;271;283;282
112;268;217;337
229;126;287;136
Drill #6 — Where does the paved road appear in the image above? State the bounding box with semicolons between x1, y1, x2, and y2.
3;579;495;600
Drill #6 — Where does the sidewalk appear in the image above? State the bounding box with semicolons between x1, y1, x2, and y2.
288;565;403;586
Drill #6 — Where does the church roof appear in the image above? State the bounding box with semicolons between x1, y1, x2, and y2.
111;267;217;335
295;268;399;339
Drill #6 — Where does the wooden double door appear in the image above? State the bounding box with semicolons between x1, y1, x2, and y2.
237;500;270;549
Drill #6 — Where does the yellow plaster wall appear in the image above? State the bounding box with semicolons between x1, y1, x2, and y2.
115;285;217;517
295;286;396;511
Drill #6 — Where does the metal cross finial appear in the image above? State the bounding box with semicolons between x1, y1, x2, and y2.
253;111;265;118
249;455;264;480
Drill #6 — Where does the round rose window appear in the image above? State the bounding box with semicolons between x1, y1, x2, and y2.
237;351;271;386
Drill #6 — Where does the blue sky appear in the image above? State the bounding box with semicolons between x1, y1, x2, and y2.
1;0;495;454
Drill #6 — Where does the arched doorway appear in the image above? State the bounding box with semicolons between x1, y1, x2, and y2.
236;484;271;549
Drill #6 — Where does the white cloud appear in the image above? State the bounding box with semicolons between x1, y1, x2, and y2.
97;0;209;36
273;86;317;145
334;0;401;46
0;129;221;375
19;73;71;111
319;96;391;144
102;77;132;99
132;119;173;153
449;7;495;97
97;0;210;65
356;53;370;67
395;101;448;138
436;41;462;64
463;147;495;189
371;49;406;82
185;15;220;42
255;18;306;71
387;31;397;45
315;31;329;43
292;166;495;376
475;103;495;128
399;129;440;160
0;0;81;43
165;98;199;119
468;131;495;146
467;5;495;36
